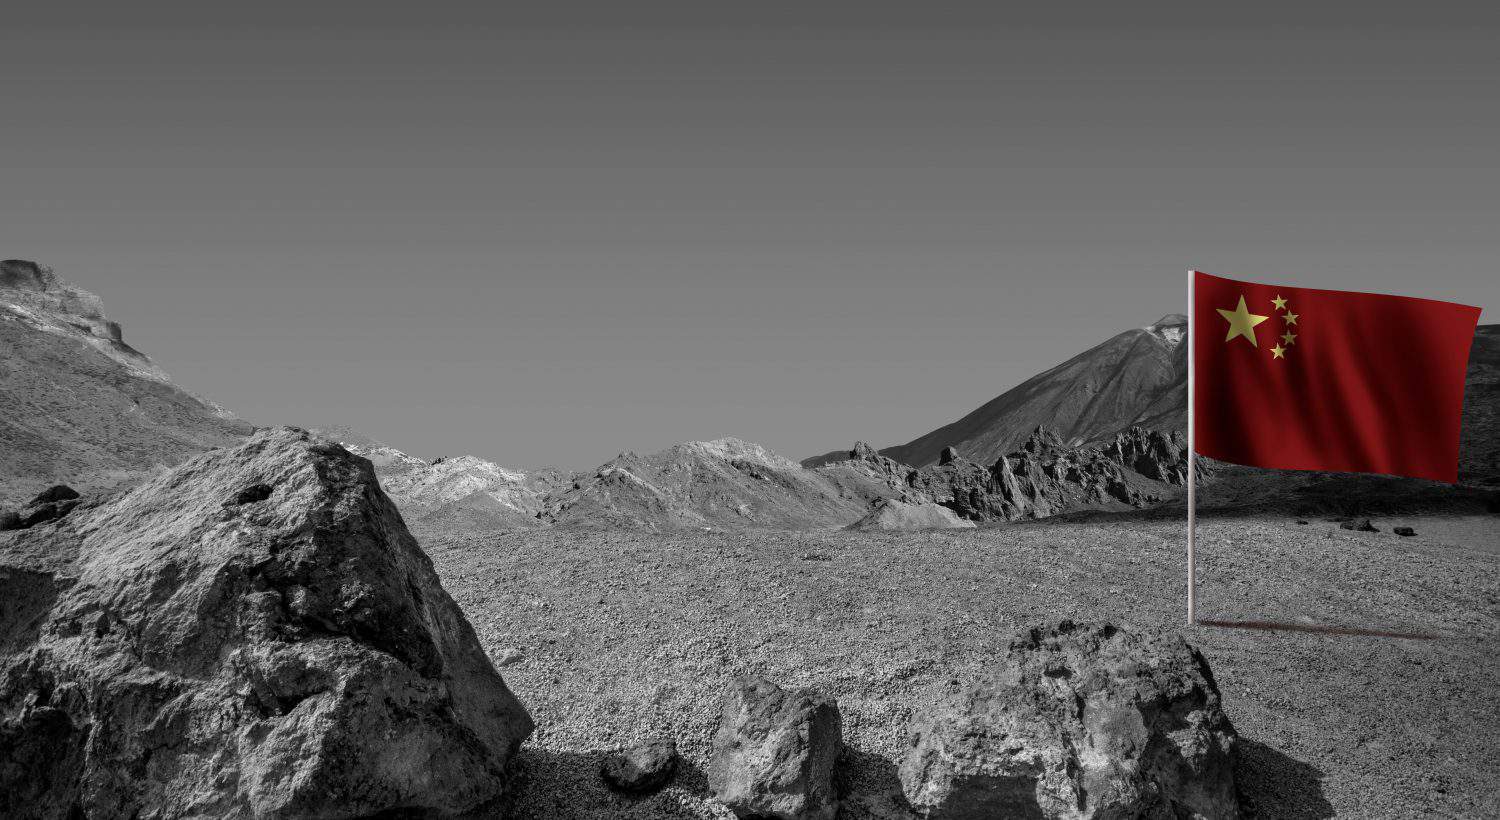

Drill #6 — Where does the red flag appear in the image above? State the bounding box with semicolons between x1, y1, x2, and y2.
1193;271;1481;483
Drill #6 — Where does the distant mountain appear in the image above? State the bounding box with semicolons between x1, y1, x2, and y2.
311;426;574;531
865;315;1188;469
816;315;1497;490
543;438;914;530
0;259;252;505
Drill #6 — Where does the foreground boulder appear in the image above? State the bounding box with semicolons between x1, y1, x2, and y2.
709;675;843;819
900;621;1240;819
0;427;534;818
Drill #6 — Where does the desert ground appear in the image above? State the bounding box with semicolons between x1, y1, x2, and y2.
421;512;1500;819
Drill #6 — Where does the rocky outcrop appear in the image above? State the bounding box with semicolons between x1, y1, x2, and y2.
908;427;1188;523
900;621;1240;819
845;499;977;531
0;428;533;818
0;485;84;531
709;676;843;820
601;737;680;795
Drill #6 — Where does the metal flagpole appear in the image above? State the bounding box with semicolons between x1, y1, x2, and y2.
1186;269;1197;625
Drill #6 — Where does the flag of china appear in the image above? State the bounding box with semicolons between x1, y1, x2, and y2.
1193;271;1482;483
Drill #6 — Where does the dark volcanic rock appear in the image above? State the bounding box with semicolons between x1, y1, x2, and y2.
601;737;680;795
1341;518;1379;532
900;621;1240;820
0;427;533;818
1393;526;1417;537
709;675;843;820
938;445;960;466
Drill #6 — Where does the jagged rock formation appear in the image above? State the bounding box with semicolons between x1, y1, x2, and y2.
0;260;251;506
0;485;83;531
0;428;533;818
845;499;977;531
908;426;1188;522
313;426;572;531
900;621;1240;819
709;676;843;820
543;438;910;530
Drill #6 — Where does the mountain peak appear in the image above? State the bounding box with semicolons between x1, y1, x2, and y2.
1144;314;1187;346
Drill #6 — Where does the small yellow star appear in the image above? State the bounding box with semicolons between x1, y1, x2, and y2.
1281;331;1297;346
1270;344;1286;359
1271;295;1288;310
1217;295;1271;347
1283;310;1299;325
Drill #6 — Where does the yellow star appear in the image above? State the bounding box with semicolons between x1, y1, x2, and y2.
1281;331;1297;346
1271;344;1286;359
1271;295;1288;310
1217;295;1270;347
1283;310;1299;325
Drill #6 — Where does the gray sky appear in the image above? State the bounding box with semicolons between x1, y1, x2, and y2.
5;3;1497;469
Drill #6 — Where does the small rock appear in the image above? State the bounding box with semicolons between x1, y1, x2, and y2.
1393;526;1416;537
1340;518;1379;532
601;738;679;795
1296;519;1310;525
497;647;525;667
709;675;843;820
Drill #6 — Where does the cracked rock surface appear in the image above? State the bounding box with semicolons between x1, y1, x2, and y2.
0;427;533;819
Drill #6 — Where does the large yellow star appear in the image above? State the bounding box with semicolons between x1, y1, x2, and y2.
1217;295;1270;347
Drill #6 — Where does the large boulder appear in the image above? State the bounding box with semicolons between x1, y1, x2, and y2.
709;675;844;820
0;427;534;818
900;621;1240;819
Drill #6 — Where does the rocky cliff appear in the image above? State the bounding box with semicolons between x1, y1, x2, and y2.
0;260;251;506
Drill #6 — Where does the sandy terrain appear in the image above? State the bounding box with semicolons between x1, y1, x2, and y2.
420;511;1500;819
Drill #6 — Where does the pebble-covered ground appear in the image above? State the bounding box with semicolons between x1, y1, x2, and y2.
420;512;1500;819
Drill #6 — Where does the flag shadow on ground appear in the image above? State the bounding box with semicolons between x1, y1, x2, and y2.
1198;619;1442;641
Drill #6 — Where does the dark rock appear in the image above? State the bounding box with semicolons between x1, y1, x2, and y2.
29;485;80;505
1296;520;1310;525
1340;519;1379;532
602;738;680;795
900;620;1240;819
938;446;960;466
0;512;18;531
0;428;534;818
1393;526;1417;537
0;259;46;289
232;483;273;505
709;675;843;820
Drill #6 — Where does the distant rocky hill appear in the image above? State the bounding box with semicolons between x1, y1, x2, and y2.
312;426;574;531
543;438;914;530
0;259;252;505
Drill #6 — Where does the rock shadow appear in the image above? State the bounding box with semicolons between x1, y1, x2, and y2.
506;746;712;820
1235;738;1335;819
836;746;918;820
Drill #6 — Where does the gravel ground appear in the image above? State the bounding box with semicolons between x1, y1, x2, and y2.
421;512;1500;819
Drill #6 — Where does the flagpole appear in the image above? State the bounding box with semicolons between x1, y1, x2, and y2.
1186;269;1198;625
